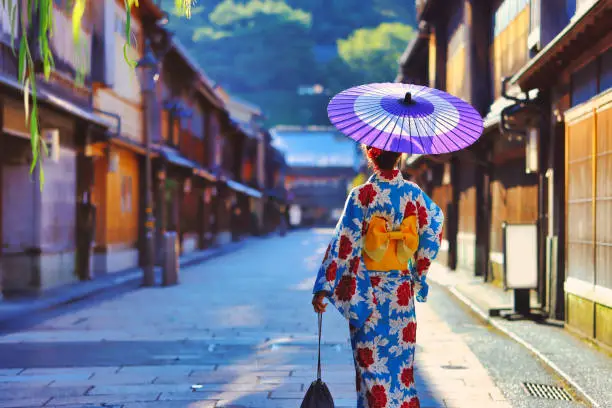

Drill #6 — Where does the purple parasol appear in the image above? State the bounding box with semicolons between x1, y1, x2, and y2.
327;83;484;154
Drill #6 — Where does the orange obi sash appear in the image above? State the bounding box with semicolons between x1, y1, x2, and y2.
363;216;419;271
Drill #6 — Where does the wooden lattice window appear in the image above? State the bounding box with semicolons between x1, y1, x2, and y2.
566;106;595;284
566;82;612;290
491;0;530;99
595;97;612;289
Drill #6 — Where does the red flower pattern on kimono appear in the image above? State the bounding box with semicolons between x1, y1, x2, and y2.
338;235;353;260
350;256;360;274
335;275;357;302
367;385;388;408
402;322;417;343
400;367;414;387
400;398;420;408
396;282;413;307
416;258;431;276
326;261;338;282
358;184;377;206
404;201;417;217
416;202;428;228
379;169;400;180
357;347;375;369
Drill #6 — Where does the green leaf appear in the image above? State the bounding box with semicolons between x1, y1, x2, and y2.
40;134;49;157
18;35;26;82
72;0;85;46
122;0;137;67
29;103;39;175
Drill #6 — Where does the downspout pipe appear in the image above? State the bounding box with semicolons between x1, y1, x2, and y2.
499;76;541;137
92;108;121;138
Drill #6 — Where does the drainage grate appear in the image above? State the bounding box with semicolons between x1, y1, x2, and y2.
522;382;573;401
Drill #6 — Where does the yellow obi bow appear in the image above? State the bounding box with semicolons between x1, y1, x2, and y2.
363;216;419;271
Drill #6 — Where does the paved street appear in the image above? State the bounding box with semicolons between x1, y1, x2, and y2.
0;230;591;408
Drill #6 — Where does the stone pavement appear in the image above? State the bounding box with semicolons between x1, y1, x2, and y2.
0;241;246;325
0;231;515;407
427;263;612;408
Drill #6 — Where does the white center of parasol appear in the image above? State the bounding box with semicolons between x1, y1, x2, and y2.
353;91;461;137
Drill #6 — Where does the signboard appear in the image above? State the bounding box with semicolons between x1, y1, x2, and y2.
289;205;302;226
503;223;538;290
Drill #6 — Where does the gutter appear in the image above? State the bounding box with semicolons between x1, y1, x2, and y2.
510;0;607;88
399;22;429;67
170;38;225;109
499;77;540;137
92;108;121;137
0;74;111;128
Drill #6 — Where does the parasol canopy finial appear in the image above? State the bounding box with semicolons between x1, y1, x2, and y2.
402;92;414;105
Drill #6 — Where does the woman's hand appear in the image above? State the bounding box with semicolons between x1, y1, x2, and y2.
312;291;328;313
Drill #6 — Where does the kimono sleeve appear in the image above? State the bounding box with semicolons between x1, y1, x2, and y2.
312;188;374;329
412;190;444;302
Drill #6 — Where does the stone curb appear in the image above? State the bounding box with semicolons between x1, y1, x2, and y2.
0;241;247;326
431;278;602;408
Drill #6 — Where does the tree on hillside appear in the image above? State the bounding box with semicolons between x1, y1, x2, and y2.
285;0;415;44
337;22;416;85
191;0;317;93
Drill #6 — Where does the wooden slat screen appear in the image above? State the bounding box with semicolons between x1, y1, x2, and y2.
428;28;437;89
93;156;108;246
489;158;538;253
105;148;140;246
179;131;191;160
446;3;467;100
458;186;476;234
172;119;180;147
160;109;169;141
566;111;595;284
432;184;452;240
491;0;530;99
181;188;200;234
596;100;612;289
458;161;476;235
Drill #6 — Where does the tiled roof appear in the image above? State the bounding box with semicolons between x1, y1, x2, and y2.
270;128;358;168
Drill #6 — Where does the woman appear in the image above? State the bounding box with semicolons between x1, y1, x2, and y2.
312;146;444;408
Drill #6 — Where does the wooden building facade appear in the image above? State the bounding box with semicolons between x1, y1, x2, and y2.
0;0;112;294
510;0;612;349
0;0;285;299
401;0;612;349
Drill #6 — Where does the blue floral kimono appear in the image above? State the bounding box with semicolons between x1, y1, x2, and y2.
313;168;444;408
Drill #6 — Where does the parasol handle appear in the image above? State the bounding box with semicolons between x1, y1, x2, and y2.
402;92;415;105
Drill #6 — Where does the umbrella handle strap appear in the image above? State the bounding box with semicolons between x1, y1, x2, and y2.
317;312;322;381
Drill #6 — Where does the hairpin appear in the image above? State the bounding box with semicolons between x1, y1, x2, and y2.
368;147;383;159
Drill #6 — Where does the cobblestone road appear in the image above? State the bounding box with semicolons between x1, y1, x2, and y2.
0;230;587;407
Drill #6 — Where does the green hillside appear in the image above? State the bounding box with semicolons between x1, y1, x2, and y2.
160;0;416;126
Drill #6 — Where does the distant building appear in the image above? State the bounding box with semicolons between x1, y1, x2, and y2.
270;126;359;227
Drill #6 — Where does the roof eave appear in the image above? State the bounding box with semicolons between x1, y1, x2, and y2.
511;0;612;90
170;39;226;109
399;23;429;68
